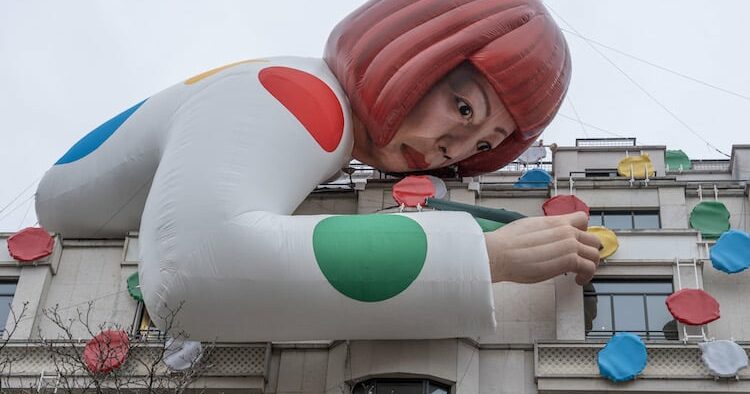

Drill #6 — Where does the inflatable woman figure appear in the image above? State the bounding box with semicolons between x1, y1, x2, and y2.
36;0;601;341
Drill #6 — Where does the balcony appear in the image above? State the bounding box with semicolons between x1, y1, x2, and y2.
535;341;750;393
0;341;269;392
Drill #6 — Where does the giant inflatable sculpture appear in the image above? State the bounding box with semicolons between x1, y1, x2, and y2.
35;0;573;341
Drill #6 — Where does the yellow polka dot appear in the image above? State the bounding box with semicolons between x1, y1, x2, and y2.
587;226;619;259
617;154;655;179
184;59;269;85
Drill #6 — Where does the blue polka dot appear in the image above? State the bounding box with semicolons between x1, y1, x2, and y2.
711;230;750;274
513;169;553;189
598;332;647;382
55;99;147;165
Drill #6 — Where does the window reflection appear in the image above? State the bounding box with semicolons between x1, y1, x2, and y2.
0;281;18;333
634;213;660;229
613;295;646;332
588;214;603;227
588;210;661;230
584;279;677;340
606;213;633;230
352;379;450;394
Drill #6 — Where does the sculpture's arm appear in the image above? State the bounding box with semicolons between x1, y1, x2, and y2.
137;58;495;341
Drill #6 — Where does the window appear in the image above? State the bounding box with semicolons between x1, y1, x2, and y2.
131;302;164;340
0;280;18;333
569;169;619;178
584;168;618;178
589;210;660;230
584;280;678;340
352;378;449;394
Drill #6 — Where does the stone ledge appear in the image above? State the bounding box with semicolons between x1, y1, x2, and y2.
535;341;750;393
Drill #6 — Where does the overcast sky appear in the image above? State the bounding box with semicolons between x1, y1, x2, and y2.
1;0;749;231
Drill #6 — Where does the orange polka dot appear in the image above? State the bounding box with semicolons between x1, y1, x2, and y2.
184;59;268;85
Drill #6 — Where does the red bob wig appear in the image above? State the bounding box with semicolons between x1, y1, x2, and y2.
325;0;571;176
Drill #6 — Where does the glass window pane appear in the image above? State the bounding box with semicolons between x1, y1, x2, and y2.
588;213;603;227
603;213;633;230
0;295;12;331
634;213;660;229
0;283;17;294
661;319;679;340
376;381;423;394
613;295;646;332
646;295;674;335
585;295;612;334
428;383;449;394
592;281;672;294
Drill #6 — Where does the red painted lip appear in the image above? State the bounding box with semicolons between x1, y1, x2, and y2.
401;144;430;170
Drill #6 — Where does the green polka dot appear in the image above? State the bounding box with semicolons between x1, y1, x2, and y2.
127;272;143;302
475;217;506;232
313;215;427;302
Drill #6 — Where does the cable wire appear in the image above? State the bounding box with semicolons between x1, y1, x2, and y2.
546;4;732;158
0;193;35;225
559;27;750;103
555;113;628;138
19;198;34;229
567;96;589;137
12;289;132;327
0;175;41;216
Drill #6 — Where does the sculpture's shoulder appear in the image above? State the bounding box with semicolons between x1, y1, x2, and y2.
183;56;348;105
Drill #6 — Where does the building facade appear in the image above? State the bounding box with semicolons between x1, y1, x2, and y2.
2;139;749;393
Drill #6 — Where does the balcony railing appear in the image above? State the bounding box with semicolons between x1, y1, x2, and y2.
315;161;555;189
488;161;553;173
667;159;731;173
0;341;269;378
575;138;637;147
536;341;750;379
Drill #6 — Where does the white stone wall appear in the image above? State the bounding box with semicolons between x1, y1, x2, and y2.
36;243;137;339
554;146;666;179
731;145;750;180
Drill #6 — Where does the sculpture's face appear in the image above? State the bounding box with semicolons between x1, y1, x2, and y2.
352;63;517;173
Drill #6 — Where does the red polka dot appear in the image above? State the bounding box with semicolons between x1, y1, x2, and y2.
7;227;54;262
392;176;436;207
666;288;720;325
259;66;344;152
542;195;590;217
83;330;130;373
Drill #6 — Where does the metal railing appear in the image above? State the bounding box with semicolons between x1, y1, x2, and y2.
488;161;552;173
585;329;679;340
576;137;636;147
584;290;677;341
315;161;554;189
666;159;731;173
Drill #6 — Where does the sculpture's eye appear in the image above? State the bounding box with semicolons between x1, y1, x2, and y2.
477;141;491;152
456;98;472;119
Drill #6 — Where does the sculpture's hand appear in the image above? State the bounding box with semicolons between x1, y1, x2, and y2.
485;212;601;285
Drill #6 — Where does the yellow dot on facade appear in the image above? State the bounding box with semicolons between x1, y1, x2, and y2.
184;59;269;85
587;226;619;259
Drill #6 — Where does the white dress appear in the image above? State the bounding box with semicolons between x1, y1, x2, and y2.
36;57;495;341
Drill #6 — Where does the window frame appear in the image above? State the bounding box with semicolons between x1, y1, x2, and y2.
351;378;451;394
584;278;678;341
583;168;619;178
131;301;165;341
0;279;19;335
588;209;661;230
